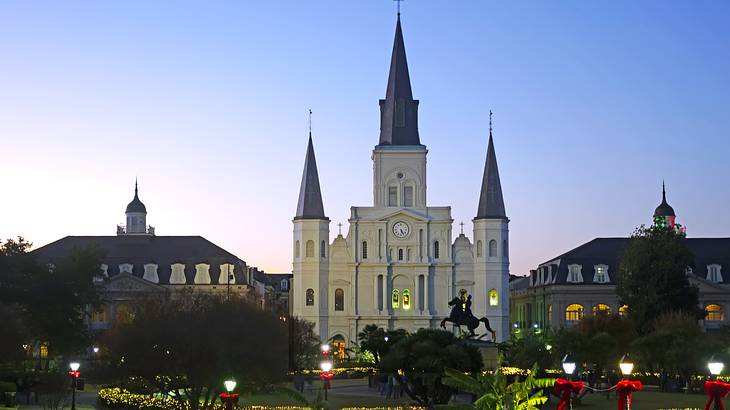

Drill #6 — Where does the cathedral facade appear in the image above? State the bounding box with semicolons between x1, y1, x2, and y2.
291;16;511;346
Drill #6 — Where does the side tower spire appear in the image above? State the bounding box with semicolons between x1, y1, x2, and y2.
123;179;148;235
295;134;327;220
378;14;420;146
476;112;507;220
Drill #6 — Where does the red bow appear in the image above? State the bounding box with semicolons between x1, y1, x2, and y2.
554;378;584;410
617;380;642;410
705;380;730;410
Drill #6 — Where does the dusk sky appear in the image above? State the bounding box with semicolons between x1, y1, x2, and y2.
2;1;729;275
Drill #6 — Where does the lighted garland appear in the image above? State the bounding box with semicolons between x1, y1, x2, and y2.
98;388;308;410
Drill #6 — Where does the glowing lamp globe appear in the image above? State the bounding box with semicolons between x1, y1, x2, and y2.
619;354;634;376
93;347;100;354
320;361;333;373
224;379;237;393
384;336;389;342
709;356;724;376
69;362;80;372
321;344;330;353
562;354;576;375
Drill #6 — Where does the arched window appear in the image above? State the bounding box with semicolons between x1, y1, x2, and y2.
92;305;109;323
706;304;724;321
334;288;344;311
320;240;326;258
295;240;300;258
489;289;499;306
305;240;314;257
489;240;497;257
619;305;629;317
362;241;368;259
392;289;400;309
476;240;482;257
398;249;404;261
331;335;346;360
434;241;440;259
592;303;611;316
402;289;411;310
565;304;584;322
305;288;315;306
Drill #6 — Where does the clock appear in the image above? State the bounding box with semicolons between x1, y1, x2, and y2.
393;221;410;238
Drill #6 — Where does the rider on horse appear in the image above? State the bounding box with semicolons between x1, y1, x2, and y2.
441;289;497;342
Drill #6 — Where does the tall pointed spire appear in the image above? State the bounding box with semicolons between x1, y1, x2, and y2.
295;134;327;220
126;179;146;213
654;180;675;217
476;115;507;220
378;14;420;146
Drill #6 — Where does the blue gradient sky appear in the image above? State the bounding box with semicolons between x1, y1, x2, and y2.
2;1;729;275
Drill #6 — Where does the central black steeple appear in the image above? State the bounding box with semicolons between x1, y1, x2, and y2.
378;15;421;146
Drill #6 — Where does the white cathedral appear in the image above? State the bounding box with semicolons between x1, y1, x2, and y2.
291;16;511;347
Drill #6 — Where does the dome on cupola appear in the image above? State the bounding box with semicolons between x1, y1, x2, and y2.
126;180;147;213
653;182;675;217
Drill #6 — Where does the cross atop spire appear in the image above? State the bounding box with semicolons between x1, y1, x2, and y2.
459;221;464;235
378;13;421;146
394;0;403;16
308;109;312;136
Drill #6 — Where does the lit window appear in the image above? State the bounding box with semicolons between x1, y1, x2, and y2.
39;343;49;359
306;288;315;306
218;264;235;285
388;186;398;206
92;305;109;323
619;305;629;317
362;241;368;259
402;289;411;310
392;289;400;309
565;304;584;322
594;265;610;283
592;303;611;315
403;186;414;207
306;240;314;258
335;288;344;311
489;289;499;306
489;240;497;257
115;304;135;323
434;241;440;259
706;304;724;321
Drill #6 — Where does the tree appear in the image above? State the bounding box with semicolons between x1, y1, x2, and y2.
357;324;407;365
379;329;483;406
106;292;287;410
0;302;27;366
617;225;700;333
499;328;554;370
288;317;320;371
0;237;103;356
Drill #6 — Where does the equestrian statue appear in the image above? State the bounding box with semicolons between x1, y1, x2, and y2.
440;289;497;342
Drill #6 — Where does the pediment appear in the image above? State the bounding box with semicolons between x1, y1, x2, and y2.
377;208;430;223
331;278;351;286
689;275;730;293
103;272;166;292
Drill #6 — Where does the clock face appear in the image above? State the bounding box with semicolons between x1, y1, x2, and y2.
393;221;410;238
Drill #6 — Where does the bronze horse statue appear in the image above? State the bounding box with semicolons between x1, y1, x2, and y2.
440;292;496;342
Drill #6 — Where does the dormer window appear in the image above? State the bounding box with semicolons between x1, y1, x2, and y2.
170;263;186;284
708;265;723;283
100;264;109;277
567;264;583;283
194;263;211;284
119;263;133;274
281;279;288;290
218;264;235;285
594;265;610;284
143;263;159;283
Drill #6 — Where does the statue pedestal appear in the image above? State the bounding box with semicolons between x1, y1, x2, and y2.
465;339;499;370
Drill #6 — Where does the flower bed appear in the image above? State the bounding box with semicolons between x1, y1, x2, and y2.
98;388;308;410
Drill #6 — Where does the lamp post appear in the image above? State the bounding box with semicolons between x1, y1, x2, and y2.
709;356;725;410
562;354;576;410
320;344;333;400
219;379;238;410
619;354;636;410
68;362;80;410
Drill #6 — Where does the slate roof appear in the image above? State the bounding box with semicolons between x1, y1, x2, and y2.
378;15;421;146
31;235;247;285
535;237;730;285
294;134;327;220
475;132;507;220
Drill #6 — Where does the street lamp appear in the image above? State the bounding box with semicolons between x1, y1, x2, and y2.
619;354;635;377
219;379;238;410
321;344;330;353
68;362;81;410
709;356;724;378
320;360;333;400
561;354;576;410
708;356;725;410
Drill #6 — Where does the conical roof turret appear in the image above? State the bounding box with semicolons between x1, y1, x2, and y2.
476;129;507;220
295;134;327;220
